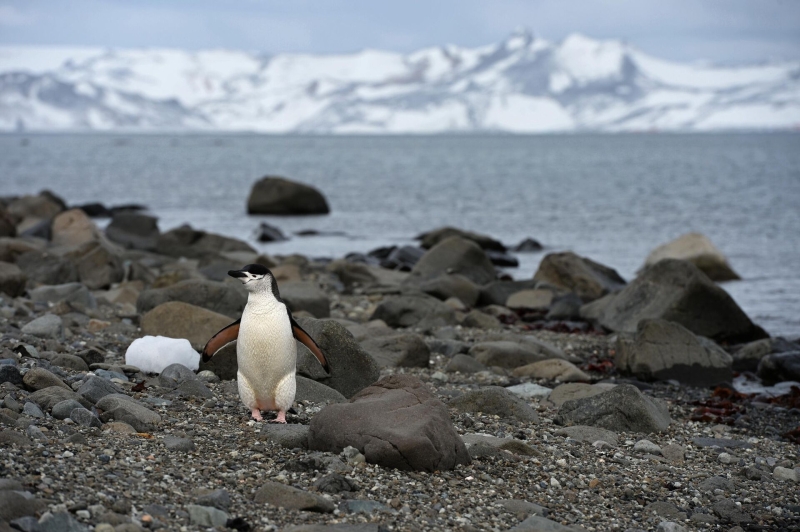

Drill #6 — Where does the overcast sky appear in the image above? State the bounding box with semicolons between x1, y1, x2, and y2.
1;0;798;64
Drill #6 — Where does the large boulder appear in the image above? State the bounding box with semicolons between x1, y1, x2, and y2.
308;375;470;471
137;279;247;319
51;209;99;247
64;240;125;290
733;337;799;373
642;233;740;282
280;281;330;318
533;252;625;302
105;212;160;251
469;340;564;369
416;226;505;252
478;280;539;306
360;333;430;368
370;293;456;329
555;384;671;433
15;249;79;286
580;259;766;343
413;274;481;307
757;351;800;386
156;224;256;259
405;236;496;287
295;318;380;398
0;261;26;297
247;176;329;215
141;301;233;351
616;319;732;387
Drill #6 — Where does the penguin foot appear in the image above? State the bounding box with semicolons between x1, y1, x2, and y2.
269;411;287;424
251;409;263;421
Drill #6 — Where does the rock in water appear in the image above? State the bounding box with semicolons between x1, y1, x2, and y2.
533;252;626;302
256;222;287;242
416;226;506;252
308;375;470;471
616;319;733;387
556;384;671;433
581;259;767;344
247;176;329;215
642;232;740;281
125;336;199;374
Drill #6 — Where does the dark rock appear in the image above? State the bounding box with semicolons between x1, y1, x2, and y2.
29;387;92;411
698;476;735;492
615;319;733;387
253;481;334;512
413;274;481;307
644;501;687;521
196;489;231;510
70;407;102;428
513;238;544;253
187;504;229;528
295;318;380;399
581;259;767;343
198;342;237;381
105;212;160;251
23;367;70;391
141;301;232;351
554;425;619;446
448;386;539;422
462;309;502;329
256;222;287;242
308;375;470;471
28;282;96;309
295;376;346;404
546;293;584;320
378;245;425;271
486;250;519;267
260;424;310;449
0;490;47;523
7;193;62;222
0;430;29;447
64;240;124;290
280;282;331;318
478;280;539;306
163;436;196;452
416;226;505;252
0;261;25;297
469;340;564;369
22;402;44;418
137;278;247;319
370;293;456;329
76;202;112;217
313;473;357;494
712;498;751;524
0;366;23;386
509;515;583;531
757;351;800;385
247;176;329;215
18;218;52;240
172;380;213;398
51;399;85;420
78;375;124;404
360;333;430;368
533;252;626;302
156;224;256;259
160;363;198;385
406;236;496;287
556;384;671;433
48;354;89;372
444;354;487;374
691;437;752;449
95;394;161;432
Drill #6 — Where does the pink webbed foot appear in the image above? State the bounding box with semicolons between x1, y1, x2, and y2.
251;409;263;421
268;411;287;424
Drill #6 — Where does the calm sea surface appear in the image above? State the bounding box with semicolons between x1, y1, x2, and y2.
2;133;799;337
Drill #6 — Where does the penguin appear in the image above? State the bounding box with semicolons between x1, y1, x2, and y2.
201;263;329;423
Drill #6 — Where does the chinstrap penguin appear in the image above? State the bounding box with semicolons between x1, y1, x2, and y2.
201;264;329;423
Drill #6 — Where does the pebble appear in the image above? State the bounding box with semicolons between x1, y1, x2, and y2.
633;439;662;455
773;466;799;482
718;452;734;464
22;402;44;419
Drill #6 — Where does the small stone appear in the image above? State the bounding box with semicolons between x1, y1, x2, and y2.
70;408;102;428
186;504;229;528
196;370;220;383
773;466;799;482
661;444;685;464
163;436;195;452
589;479;601;488
253;481;334;512
21;314;64;339
341;445;366;464
718;452;734;464
25;425;46;441
505;382;552;400
633;439;662;455
22;402;44;419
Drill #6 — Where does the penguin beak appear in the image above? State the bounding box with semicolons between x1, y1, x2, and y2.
228;269;247;280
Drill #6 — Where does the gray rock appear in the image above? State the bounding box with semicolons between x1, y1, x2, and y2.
712;498;751;524
22;367;70;391
341;500;392;515
21;314;64;339
555;426;619;446
656;521;687;532
29;387;92;411
444;354;488;374
461;434;539;458
95;394;161;432
137;279;247;319
412;274;481;307
698;476;734;493
469;341;560;369
70;408;102;428
187;504;229;528
405;236;496;286
28;282;96;309
295;376;346;404
51;399;84;420
642;232;740;282
416;226;505;252
546;293;584;320
0;429;30;447
155;224;255;259
512;359;590;382
369;293;456;329
461;309;502;329
691;437;752;449
253;481;334;512
196;489;231;510
633;439;662;454
757;351;800;385
260;424;309;449
295;318;380;399
509;515;584;531
773;466;798;482
25;425;46;440
78;375;123;404
545;383;617;408
48;354;89;372
198;342;237;381
0;261;26;297
15;250;78;287
498;499;549;518
360;333;430;368
479;280;540;307
284;526;382;532
171;380;213;399
448;387;539;422
308;375;470;472
0;365;23;386
580;259;766;344
615;319;732;387
556;384;671;433
22;402;44;418
280;281;331;318
65;240;124;290
247;176;329;215
534;251;626;302
505;382;553;400
313;473;357;494
105;212;160;251
163;436;196;452
159;363;198;386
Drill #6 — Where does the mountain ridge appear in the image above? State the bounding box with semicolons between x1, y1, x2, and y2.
1;30;798;133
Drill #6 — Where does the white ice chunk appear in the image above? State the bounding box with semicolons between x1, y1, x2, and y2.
125;335;199;374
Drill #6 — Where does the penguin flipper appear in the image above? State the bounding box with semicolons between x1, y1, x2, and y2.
201;319;240;362
290;316;330;373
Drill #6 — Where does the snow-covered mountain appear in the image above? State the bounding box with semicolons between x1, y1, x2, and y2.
1;30;799;133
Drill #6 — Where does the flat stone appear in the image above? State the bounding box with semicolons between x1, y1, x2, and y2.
21;314;64;339
556;384;671;433
505;382;553;400
195;489;231;510
512;359;590;382
22;402;44;419
253;481;334;512
295;376;346;404
448;386;539;422
259;424;309;450
29;387;92;411
773;466;799;482
187;504;229;528
444;354;488;374
509;514;584;531
95;395;161;432
555;426;619;446
0;490;47;522
360;333;430;368
498;499;549;518
0;430;30;447
78;375;123;404
163;437;195;452
22;367;70;391
691;437;752;449
633;439;662;455
341;500;393;515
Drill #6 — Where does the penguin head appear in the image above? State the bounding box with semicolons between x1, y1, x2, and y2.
228;264;278;295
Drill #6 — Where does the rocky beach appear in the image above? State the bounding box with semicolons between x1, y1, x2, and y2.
1;181;799;532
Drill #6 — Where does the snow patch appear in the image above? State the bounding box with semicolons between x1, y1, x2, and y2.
125;336;199;374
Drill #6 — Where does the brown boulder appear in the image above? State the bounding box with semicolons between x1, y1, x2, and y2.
533;252;625;302
141;301;233;351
